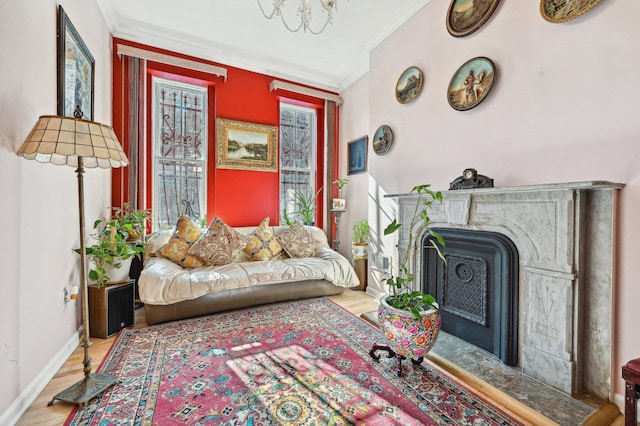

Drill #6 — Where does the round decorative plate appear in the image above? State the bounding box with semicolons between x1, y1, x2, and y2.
446;0;501;37
447;57;496;111
395;66;423;104
372;125;393;156
540;0;602;23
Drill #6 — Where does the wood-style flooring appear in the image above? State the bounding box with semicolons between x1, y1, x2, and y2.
16;290;624;425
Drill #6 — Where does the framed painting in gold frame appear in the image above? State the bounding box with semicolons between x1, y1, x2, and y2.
216;118;278;172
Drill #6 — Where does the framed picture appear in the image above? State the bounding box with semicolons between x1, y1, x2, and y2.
332;198;346;210
540;0;602;23
373;125;393;156
57;5;95;120
216;118;278;172
447;57;496;111
396;66;424;104
347;136;368;175
446;0;501;38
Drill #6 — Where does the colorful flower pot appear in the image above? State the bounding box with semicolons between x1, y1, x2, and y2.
378;296;441;361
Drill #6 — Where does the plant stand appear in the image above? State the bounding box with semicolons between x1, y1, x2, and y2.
369;345;424;377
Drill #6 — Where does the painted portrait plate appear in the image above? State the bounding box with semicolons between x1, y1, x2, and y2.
372;125;393;156
447;57;496;111
540;0;602;23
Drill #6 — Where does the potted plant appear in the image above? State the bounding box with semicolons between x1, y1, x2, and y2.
371;184;446;375
293;188;322;225
352;219;369;259
111;202;151;242
76;215;146;288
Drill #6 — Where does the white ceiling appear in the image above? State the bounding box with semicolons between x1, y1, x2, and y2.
97;0;430;92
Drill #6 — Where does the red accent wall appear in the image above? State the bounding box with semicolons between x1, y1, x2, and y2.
112;38;333;228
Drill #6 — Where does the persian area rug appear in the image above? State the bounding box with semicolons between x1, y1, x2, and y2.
66;297;525;425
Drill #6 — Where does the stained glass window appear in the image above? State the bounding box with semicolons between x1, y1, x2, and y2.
280;104;316;224
152;77;207;229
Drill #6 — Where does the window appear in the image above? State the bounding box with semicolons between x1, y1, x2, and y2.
279;103;317;224
152;77;207;229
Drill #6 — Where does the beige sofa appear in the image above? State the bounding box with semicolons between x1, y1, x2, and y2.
139;225;359;325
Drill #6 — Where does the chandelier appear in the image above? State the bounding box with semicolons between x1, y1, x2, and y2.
258;0;338;34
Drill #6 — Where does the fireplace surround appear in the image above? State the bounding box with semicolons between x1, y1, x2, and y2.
388;181;623;399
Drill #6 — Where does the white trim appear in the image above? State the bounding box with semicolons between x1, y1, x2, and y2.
116;44;227;81
612;391;633;420
270;80;342;105
0;332;79;425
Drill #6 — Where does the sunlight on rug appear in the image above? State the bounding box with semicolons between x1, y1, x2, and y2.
66;297;526;425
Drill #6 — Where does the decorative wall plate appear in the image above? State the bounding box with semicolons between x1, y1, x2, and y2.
540;0;602;23
395;66;423;104
373;125;393;156
446;0;501;37
447;57;496;111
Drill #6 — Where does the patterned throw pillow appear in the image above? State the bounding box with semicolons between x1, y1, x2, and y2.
243;217;283;261
277;222;318;258
188;216;248;266
156;215;205;268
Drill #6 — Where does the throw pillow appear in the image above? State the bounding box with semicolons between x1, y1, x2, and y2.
277;222;318;258
188;216;248;266
156;215;205;268
243;217;283;261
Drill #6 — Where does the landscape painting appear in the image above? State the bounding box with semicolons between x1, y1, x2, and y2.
540;0;601;23
395;66;423;104
216;118;278;172
447;57;496;111
446;0;501;37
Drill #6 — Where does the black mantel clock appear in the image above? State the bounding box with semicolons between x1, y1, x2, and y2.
450;168;494;190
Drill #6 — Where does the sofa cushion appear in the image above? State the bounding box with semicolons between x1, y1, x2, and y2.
188;216;248;266
243;217;283;261
277;222;318;258
156;215;205;268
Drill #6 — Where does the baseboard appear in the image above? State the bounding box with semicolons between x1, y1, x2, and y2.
612;391;636;420
0;332;79;426
365;286;384;300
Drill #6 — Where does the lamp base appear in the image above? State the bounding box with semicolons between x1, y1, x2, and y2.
48;373;118;408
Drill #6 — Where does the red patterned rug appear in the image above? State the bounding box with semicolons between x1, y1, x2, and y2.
66;297;525;425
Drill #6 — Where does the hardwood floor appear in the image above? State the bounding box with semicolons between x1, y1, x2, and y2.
16;290;624;425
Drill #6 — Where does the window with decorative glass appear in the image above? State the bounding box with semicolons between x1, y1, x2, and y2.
152;77;207;229
279;103;318;225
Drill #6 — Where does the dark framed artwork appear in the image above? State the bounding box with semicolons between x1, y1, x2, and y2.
395;66;424;104
347;136;368;175
447;57;496;111
372;125;393;156
540;0;602;23
446;0;501;38
57;5;95;120
216;118;278;172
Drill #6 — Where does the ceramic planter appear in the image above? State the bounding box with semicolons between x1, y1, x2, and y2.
378;296;441;360
351;242;368;259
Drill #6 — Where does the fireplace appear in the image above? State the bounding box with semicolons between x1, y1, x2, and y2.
390;181;623;399
422;228;519;366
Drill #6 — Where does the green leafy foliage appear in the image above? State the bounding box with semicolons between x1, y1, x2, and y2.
352;220;370;244
384;184;445;319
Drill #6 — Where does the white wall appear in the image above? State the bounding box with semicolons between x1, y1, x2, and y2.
340;1;640;403
0;1;113;422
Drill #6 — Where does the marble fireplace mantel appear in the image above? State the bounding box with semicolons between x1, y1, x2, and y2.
387;181;624;398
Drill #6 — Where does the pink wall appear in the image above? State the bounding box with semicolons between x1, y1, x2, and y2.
340;0;640;406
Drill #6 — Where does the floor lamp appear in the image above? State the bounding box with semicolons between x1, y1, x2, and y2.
17;114;129;407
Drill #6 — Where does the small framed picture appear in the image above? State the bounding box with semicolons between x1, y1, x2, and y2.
332;198;346;210
57;5;95;120
216;118;278;172
347;136;368;175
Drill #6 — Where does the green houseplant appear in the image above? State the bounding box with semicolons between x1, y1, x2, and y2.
372;184;446;373
383;184;445;318
352;219;370;259
111;202;151;242
293;188;323;225
76;208;147;287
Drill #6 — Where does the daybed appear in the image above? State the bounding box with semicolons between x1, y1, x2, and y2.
139;219;360;325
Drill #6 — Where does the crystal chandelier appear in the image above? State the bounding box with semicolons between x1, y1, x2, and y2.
258;0;338;34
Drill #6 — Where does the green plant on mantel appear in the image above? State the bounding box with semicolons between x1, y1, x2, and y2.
383;184;446;319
